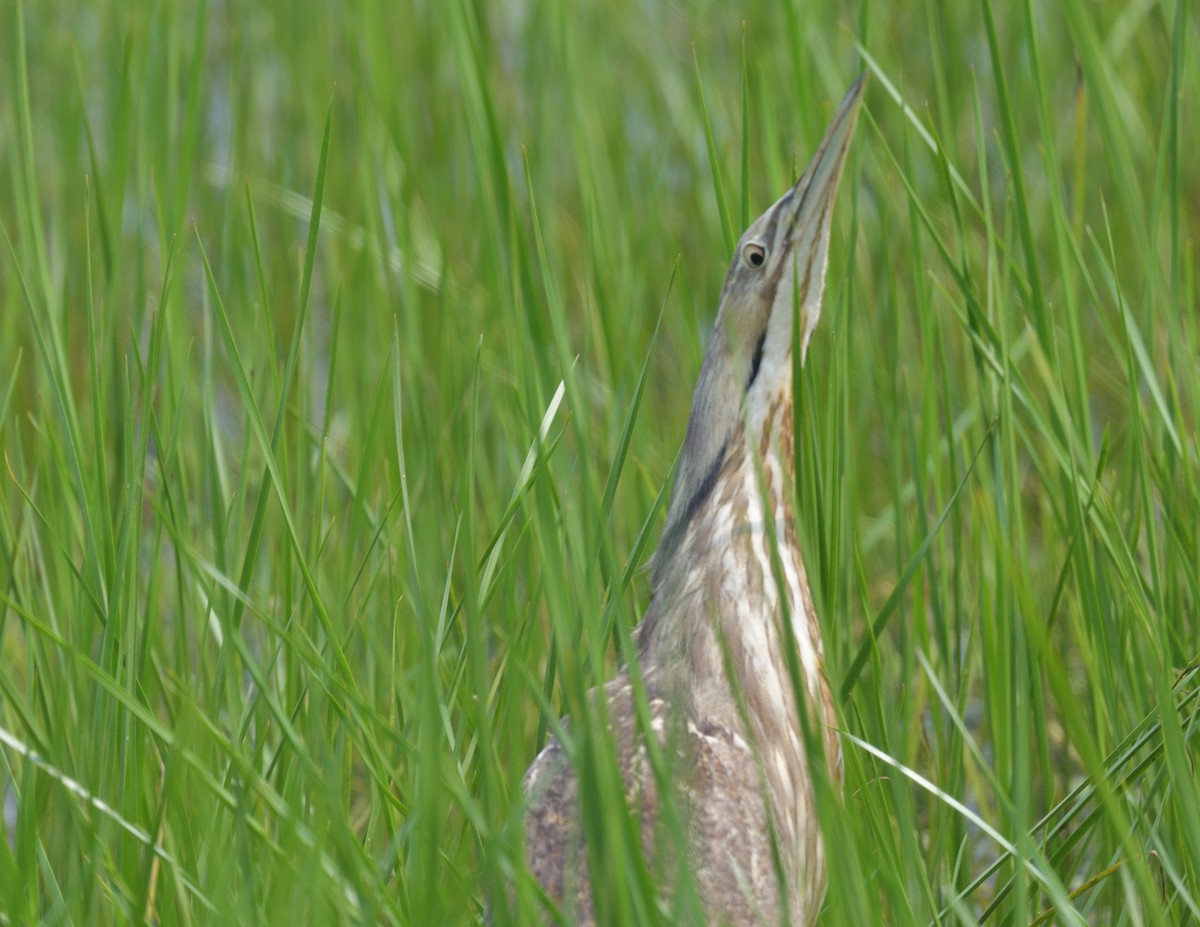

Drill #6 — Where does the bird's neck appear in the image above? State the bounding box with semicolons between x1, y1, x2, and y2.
642;381;836;859
644;383;825;712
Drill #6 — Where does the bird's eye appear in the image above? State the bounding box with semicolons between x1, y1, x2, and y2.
742;242;767;268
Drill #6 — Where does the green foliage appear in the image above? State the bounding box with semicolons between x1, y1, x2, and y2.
1;0;1197;923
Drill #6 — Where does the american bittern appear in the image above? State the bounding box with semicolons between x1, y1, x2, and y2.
522;75;866;926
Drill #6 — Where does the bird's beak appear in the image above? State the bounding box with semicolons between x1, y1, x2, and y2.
774;73;867;358
781;72;866;238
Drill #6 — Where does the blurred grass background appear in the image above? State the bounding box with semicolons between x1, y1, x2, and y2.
1;0;1198;924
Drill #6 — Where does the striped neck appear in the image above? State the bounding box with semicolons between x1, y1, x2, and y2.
642;381;837;898
643;381;814;689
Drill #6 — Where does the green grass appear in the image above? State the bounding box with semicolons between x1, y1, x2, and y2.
2;0;1198;923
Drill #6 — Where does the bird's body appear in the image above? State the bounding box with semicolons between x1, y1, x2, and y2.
522;76;865;926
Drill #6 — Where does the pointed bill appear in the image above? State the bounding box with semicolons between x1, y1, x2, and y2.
774;73;866;360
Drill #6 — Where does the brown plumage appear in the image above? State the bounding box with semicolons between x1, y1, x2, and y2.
521;75;866;926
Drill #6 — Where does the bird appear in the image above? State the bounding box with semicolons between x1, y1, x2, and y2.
520;74;866;926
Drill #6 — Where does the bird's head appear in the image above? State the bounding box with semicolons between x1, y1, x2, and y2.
655;75;865;574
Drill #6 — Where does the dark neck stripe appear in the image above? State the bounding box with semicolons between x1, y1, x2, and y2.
746;333;767;390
